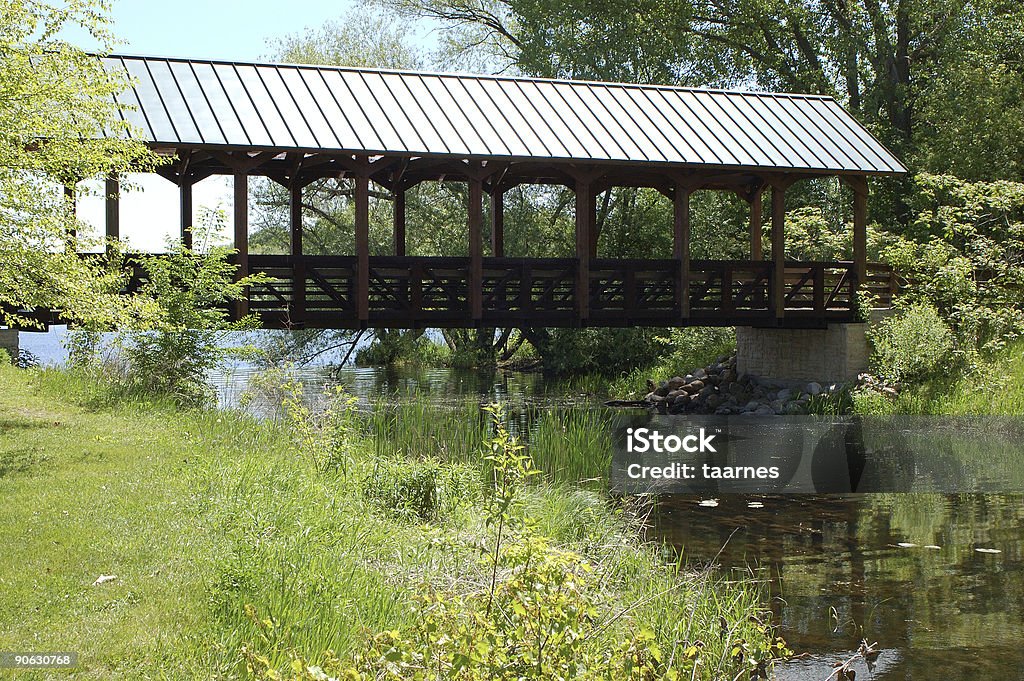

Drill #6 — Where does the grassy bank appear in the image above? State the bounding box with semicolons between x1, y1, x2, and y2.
850;341;1024;415
0;363;782;679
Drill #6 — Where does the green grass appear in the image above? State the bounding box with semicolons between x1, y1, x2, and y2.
852;340;1024;415
0;363;779;679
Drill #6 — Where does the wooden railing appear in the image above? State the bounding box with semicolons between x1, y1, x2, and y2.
10;254;897;330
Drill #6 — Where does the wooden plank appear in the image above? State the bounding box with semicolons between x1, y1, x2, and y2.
355;173;370;322
104;175;119;249
674;185;691;317
490;189;504;257
180;180;193;249
749;187;763;260
469;176;484;320
771;184;786;319
852;179;868;291
290;181;306;324
233;172;249;318
575;180;595;320
393;189;406;257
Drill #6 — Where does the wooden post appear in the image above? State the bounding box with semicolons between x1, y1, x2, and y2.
393;188;406;257
771;184;787;319
674;185;691;318
290;181;306;325
749;187;763;261
490;188;504;257
575;179;595;321
233;172;249;319
104;175;120;252
851;178;868;291
469;176;484;320
180;180;193;249
355;173;370;323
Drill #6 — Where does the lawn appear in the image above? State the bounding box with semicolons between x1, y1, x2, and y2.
0;363;780;680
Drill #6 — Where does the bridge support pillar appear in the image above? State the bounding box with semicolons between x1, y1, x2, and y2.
736;323;871;384
0;329;18;363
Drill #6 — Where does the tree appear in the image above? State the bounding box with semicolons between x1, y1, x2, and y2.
0;0;159;329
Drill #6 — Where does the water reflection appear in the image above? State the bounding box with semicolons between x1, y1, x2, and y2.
653;494;1024;680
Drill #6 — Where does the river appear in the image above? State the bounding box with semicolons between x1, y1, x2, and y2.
21;328;1024;679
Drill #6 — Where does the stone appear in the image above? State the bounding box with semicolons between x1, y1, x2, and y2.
777;388;794;402
698;385;717;399
706;394;723;409
686;380;704;393
667;376;687;390
673;394;690;406
655;384;672;397
694;368;707;380
713;406;732;415
754;405;775;415
805;382;823;396
668;389;683;399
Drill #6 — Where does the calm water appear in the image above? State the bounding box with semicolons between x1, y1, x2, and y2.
22;329;1024;679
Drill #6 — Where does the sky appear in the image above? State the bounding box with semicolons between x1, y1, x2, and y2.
70;0;372;250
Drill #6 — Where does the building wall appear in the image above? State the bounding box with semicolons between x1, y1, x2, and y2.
736;323;869;383
0;330;18;363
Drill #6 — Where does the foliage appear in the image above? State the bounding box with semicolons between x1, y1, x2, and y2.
606;327;736;398
282;382;358;475
869;303;954;384
880;174;1024;355
362;457;480;522
0;0;160;329
527;328;674;377
68;212;267;406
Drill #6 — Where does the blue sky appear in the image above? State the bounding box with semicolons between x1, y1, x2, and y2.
71;0;360;61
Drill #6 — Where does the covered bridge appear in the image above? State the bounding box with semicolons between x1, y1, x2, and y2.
96;54;905;329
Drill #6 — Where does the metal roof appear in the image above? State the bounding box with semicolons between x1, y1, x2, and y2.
103;55;906;175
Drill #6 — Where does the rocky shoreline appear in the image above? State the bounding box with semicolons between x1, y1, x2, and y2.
610;354;847;416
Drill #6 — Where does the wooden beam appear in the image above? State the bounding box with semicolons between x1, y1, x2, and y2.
846;177;869;291
575;179;596;321
355;173;370;322
674;185;691;318
490;188;504;257
469;174;484;320
749;187;763;261
771;184;786;319
393;188;406;257
233;172;249;319
104;175;120;249
180;180;193;249
290;181;305;325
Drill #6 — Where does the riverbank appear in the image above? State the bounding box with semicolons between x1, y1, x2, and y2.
0;362;783;679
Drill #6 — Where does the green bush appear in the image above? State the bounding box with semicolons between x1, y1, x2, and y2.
870;303;955;383
362;457;479;523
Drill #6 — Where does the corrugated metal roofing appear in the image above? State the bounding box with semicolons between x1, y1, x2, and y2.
103;55;906;175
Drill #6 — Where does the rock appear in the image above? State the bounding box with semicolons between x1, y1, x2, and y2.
685;380;705;394
698;385;717;399
694;368;707;380
722;369;737;383
714;406;732;415
806;382;823;396
646;379;658;393
770;399;785;413
644;391;656;402
655;384;672;397
754;405;775;415
667;376;687;390
777;388;794;402
673;393;690;406
668;389;684;399
93;574;118;586
706;394;724;409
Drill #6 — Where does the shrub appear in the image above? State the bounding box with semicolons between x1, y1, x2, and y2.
362;458;479;523
870;303;955;383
